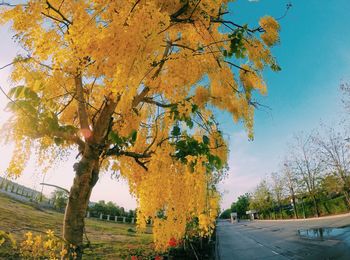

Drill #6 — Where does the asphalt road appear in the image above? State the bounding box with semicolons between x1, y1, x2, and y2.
216;214;350;260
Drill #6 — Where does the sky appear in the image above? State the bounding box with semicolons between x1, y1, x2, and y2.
0;0;349;211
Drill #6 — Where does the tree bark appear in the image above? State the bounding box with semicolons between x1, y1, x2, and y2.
343;190;350;209
311;195;320;217
290;188;298;219
63;147;100;259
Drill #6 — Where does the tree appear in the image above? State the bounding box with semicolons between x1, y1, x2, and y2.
219;208;232;219
51;189;68;211
281;160;299;218
89;200;134;216
290;133;323;217
313;126;350;207
230;202;237;213
0;0;280;256
270;172;284;219
250;179;273;218
340;83;350;114
234;193;250;218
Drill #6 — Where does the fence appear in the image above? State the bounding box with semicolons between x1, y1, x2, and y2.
0;177;54;209
0;177;139;223
86;212;137;224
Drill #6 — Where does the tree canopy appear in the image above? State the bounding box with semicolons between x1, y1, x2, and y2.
0;0;280;252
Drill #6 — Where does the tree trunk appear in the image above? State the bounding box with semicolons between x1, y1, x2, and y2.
290;187;298;219
343;190;350;210
63;148;99;259
291;195;298;219
279;204;283;219
312;195;320;217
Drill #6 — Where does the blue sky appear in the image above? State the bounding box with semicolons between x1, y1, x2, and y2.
0;0;349;210
217;0;350;209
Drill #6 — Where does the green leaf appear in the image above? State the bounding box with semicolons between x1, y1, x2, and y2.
54;137;64;146
130;130;137;142
202;135;210;145
109;131;121;144
171;125;181;136
185;118;193;128
8;85;25;98
61;125;78;134
271;63;282;72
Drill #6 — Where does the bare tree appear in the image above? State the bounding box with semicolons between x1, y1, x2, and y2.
313;125;350;207
340;82;350;114
250;179;273;219
281;160;299;218
290;133;323;217
270;172;284;219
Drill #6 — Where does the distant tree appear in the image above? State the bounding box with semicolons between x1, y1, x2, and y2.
88;200;135;218
230;202;237;213
270;172;284;219
127;209;135;218
290;133;323;217
340;83;350;114
119;207;125;216
321;174;343;196
313;126;350;207
235;193;250;218
51;189;68;211
105;201;121;216
219;208;232;219
281;160;299;218
89;200;107;216
250;180;272;218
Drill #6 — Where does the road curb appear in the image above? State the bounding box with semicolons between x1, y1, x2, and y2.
215;224;220;260
255;212;350;222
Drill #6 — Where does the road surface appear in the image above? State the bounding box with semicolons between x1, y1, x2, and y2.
216;214;350;260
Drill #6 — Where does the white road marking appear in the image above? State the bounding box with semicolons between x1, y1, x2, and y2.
271;250;279;255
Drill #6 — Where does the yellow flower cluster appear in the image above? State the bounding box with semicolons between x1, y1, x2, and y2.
0;0;280;252
0;230;16;250
259;16;280;46
193;87;211;108
177;101;193;118
244;39;272;70
20;230;68;259
6;139;31;177
239;65;266;96
198;191;220;237
120;145;221;251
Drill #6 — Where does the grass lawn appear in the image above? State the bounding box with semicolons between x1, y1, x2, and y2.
0;193;154;259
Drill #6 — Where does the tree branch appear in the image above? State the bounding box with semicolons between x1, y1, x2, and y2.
40;182;69;194
224;60;251;73
45;0;72;25
75;74;90;131
92;95;120;144
170;1;189;20
132;86;150;108
141;97;177;108
210;18;263;33
41;11;69;27
106;148;151;170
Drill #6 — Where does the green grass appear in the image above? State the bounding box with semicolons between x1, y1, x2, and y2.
0;193;154;259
